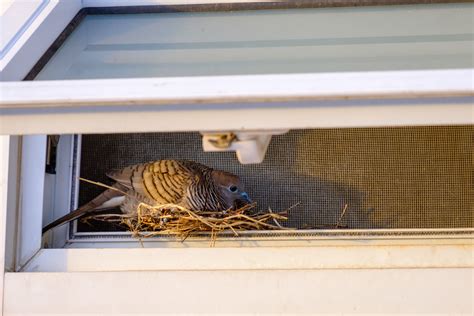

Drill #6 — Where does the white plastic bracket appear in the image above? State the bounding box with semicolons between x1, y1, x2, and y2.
201;130;288;164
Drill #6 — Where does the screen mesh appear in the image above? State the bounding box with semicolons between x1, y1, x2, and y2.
78;126;473;232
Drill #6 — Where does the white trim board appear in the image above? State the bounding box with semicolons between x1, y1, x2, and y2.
22;243;474;272
17;136;47;270
0;0;49;59
1;70;473;134
0;0;82;80
1;99;472;135
2;70;473;108
3;137;19;274
4;268;474;314
0;136;10;315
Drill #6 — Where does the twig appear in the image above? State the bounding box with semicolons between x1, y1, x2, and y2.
81;178;297;246
336;204;349;228
79;177;128;195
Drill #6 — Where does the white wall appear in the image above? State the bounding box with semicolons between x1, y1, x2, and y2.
4;268;474;314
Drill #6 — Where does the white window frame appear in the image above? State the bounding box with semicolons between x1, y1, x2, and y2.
1;1;473;314
2;69;473;135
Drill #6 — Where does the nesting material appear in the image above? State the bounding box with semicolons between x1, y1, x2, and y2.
89;202;290;243
80;178;291;245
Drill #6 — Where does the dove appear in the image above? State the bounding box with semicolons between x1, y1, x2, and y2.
42;160;251;234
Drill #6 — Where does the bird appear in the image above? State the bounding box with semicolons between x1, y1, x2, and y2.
42;159;251;234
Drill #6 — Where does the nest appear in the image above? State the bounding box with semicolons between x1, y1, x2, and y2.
87;202;291;245
80;177;293;246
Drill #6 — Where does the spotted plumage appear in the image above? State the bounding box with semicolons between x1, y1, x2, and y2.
42;160;251;233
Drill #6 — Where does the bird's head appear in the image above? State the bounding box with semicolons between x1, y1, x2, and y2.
211;170;251;209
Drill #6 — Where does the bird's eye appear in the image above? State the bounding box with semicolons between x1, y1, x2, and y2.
229;185;238;192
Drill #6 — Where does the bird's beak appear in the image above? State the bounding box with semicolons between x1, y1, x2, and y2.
240;192;251;203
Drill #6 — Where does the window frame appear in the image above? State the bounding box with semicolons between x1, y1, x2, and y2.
2;70;473;135
1;1;473;314
1;0;473;264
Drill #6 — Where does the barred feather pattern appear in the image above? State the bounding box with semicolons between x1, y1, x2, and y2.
108;160;229;213
42;160;246;234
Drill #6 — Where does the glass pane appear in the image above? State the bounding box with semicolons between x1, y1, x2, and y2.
36;3;473;80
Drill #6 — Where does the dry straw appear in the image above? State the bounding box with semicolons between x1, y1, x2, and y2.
89;202;292;245
80;178;293;245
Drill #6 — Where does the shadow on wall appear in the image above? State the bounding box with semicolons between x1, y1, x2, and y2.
246;169;374;229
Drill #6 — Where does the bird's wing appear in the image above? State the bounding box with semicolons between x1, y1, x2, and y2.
106;160;192;205
106;162;148;191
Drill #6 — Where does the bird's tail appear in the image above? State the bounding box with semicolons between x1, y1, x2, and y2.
42;184;125;234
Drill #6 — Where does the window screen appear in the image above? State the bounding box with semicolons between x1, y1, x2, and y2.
77;126;473;232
